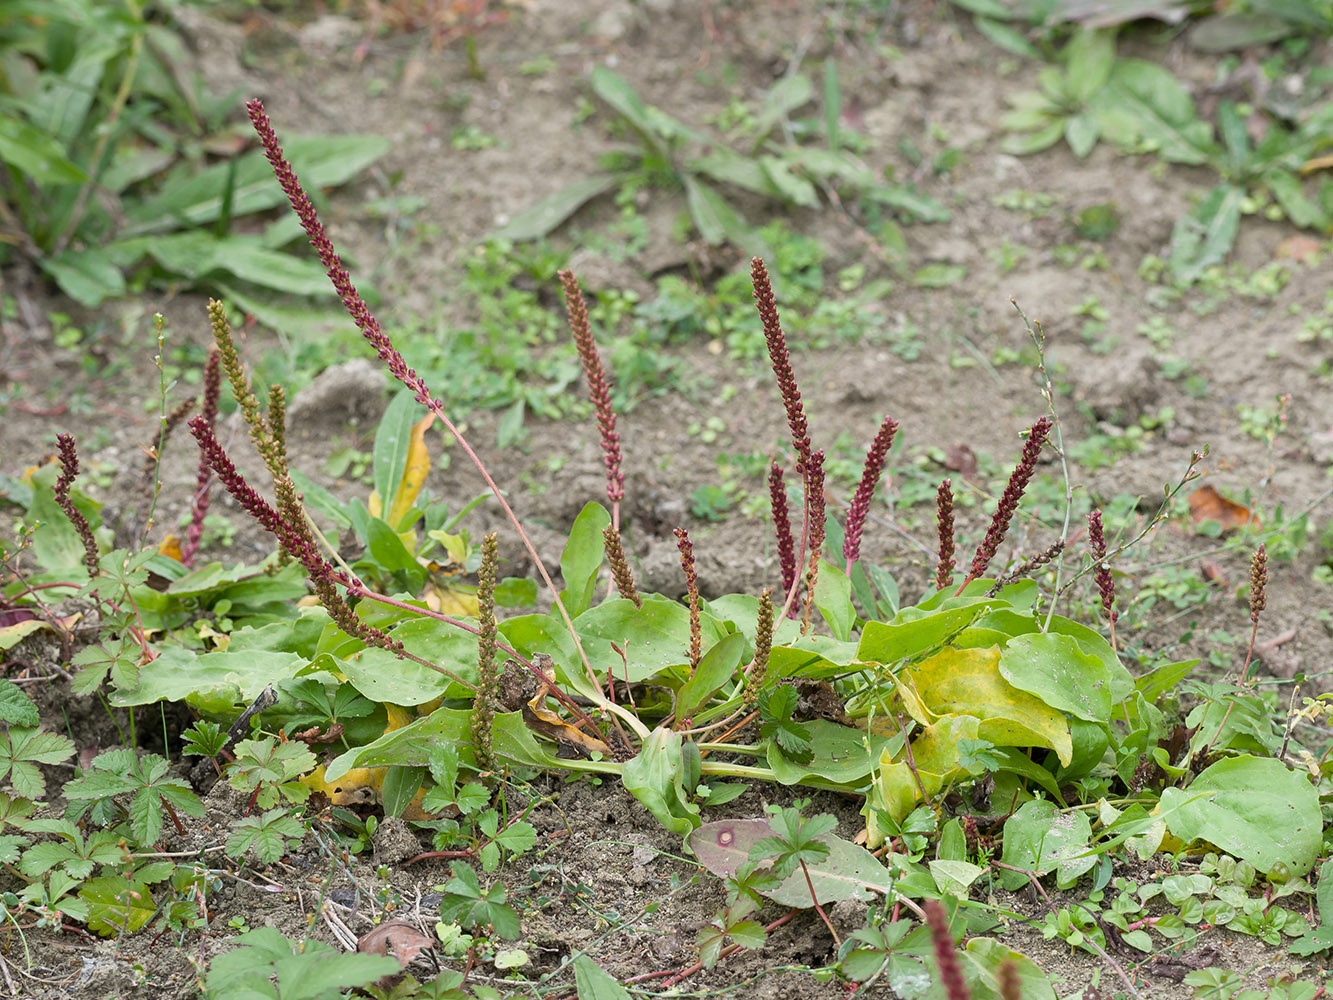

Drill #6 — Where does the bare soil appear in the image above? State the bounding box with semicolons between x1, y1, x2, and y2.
2;1;1332;997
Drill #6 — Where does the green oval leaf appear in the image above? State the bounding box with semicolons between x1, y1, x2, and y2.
1161;756;1321;877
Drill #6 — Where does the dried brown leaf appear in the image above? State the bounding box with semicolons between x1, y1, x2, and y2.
357;920;435;967
1187;485;1258;532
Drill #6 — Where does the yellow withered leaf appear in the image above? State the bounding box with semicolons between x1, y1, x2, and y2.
896;646;1072;766
158;534;183;561
522;685;613;758
387;413;436;531
423;581;479;617
299;701;440;822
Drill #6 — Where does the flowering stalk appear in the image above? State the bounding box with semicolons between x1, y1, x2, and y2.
743;588;774;711
244;100;636;731
843;415;898;570
54;434;100;576
801;450;826;633
751;257;811;473
934;479;955;592
768;462;797;614
471;532;500;772
1209;543;1268;751
560;270;624;525
1241;543;1267;684
181;349;221;567
603;526;641;607
956;417;1053;595
675;528;702;678
208;299;280;470
266;384;289;476
924;900;971;1000
1087;509;1117;649
188;415;434;673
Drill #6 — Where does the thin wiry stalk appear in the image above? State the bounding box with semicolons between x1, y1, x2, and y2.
1009;301;1077;629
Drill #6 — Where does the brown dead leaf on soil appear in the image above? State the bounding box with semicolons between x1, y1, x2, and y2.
1275;234;1321;264
358;920;436;967
1187;485;1258;532
944;444;978;479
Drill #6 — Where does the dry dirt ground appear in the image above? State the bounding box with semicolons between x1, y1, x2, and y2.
2;1;1333;998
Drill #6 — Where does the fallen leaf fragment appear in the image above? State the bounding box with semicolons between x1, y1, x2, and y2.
943;444;978;479
358;919;435;967
1198;559;1227;587
1275;234;1321;264
1187;485;1258;532
289;723;345;746
523;696;613;758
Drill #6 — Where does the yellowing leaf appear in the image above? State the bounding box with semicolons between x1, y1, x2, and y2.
158;534;183;561
368;489;383;519
423;581;479;617
197;622;231;651
302;763;382;807
301;762;435;820
385;703;415;730
897;646;1072;766
387;413;436;531
871;715;979;828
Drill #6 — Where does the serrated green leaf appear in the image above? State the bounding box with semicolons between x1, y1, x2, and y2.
227;808;305;864
1169;183;1242;284
496;820;537;855
0;728;75;799
0;681;39;727
81;876;156;936
727;920;767;949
